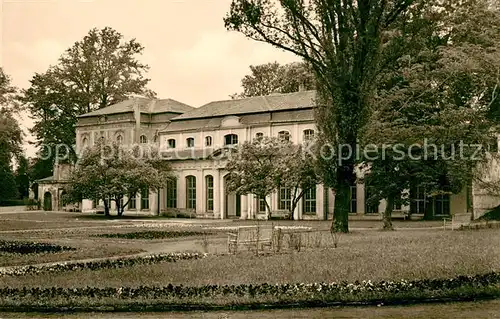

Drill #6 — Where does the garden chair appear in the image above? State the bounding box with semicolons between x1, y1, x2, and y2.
443;212;472;230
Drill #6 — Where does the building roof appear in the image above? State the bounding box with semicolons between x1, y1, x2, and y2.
78;98;194;118
171;90;317;121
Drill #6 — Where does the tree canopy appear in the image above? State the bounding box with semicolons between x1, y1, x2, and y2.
21;27;156;165
0;67;22;200
225;136;317;219
65;142;171;216
231;61;315;98
225;0;422;232
225;0;500;231
358;0;500;229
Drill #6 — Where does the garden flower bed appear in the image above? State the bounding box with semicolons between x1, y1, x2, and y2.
93;230;215;240
0;252;207;277
0;272;498;312
0;240;75;254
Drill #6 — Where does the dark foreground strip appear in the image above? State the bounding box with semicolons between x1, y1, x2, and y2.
0;293;499;313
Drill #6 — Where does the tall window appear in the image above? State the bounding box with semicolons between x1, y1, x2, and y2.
166;179;177;208
257;196;266;212
434;193;450;215
140;135;148;144
205;136;213;147
186;176;196;210
186;138;195;148
365;186;379;214
350;184;357;213
82;137;89;148
116;135;123;144
393;192;402;210
410;187;427;214
167;139;176;149
224;134;238;146
278;131;291;141
129;194;136;209
92;198;98;209
279;186;292;211
255;132;264;140
303;186;316;214
140;188;149;210
205;175;214;211
303;129;315;141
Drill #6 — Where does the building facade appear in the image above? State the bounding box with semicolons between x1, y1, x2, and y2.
39;90;487;220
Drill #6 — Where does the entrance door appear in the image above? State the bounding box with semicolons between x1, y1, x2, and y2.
236;194;241;217
224;174;241;218
43;192;52;211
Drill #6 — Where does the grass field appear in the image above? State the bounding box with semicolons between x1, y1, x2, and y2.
1;227;498;288
0;211;498;313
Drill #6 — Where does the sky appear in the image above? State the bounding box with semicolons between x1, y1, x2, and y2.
0;0;300;157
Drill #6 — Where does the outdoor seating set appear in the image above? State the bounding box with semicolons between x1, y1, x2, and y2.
226;224;312;254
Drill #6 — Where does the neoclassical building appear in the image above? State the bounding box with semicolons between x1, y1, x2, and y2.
40;90;486;220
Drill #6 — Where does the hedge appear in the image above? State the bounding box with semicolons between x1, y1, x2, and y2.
0;252;207;277
0;240;75;254
93;230;214;240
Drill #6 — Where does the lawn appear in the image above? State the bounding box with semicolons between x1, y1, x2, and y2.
2;228;498;288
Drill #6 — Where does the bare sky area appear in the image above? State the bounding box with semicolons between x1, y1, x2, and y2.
0;0;300;157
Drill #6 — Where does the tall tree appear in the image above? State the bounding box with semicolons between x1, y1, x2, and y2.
226;137;317;219
0;68;22;201
65;142;171;216
231;61;315;98
15;155;30;199
225;0;419;232
21;27;156;164
362;0;500;228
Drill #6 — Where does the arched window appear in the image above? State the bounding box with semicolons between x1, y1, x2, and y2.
186;176;196;209
278;131;291;141
205;136;213;147
82;137;88;148
167;139;176;149
166;178;177;208
255;132;264;140
116;135;124;144
140;135;148;144
303;129;315;141
224;134;238;146
205;175;214;212
186;137;195;148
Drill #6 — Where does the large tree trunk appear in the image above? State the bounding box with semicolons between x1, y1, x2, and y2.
103;198;110;217
265;199;272;220
383;195;395;230
332;165;354;233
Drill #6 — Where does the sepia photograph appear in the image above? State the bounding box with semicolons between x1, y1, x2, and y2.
0;0;499;317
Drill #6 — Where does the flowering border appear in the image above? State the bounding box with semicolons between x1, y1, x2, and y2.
0;252;207;277
0;272;498;312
